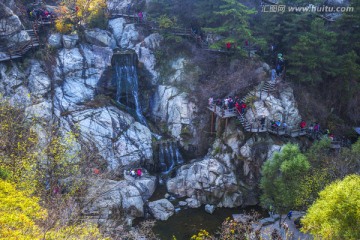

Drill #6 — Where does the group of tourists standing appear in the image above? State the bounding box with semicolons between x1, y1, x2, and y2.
209;96;247;114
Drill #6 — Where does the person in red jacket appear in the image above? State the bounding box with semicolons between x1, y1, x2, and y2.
136;168;142;178
241;102;247;114
300;120;306;131
226;42;231;50
235;101;241;113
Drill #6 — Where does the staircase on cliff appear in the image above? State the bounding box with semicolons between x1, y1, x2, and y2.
208;80;308;138
0;18;52;62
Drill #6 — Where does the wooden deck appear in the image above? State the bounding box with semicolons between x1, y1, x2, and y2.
207;104;238;118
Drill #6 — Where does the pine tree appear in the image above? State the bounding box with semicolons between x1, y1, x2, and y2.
287;19;338;84
205;0;256;50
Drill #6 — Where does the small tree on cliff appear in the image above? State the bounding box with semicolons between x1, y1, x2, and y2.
205;0;256;51
260;144;310;224
55;0;107;33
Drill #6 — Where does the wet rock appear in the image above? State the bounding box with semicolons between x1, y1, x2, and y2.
205;204;216;214
178;201;187;207
186;198;201;208
148;199;175;221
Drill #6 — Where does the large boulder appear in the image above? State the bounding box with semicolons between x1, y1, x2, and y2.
85;28;116;48
244;85;301;128
107;0;131;13
148;199;175;221
83;176;156;221
167;158;243;208
48;33;62;48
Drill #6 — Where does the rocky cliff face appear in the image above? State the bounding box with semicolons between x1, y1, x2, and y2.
0;0;304;227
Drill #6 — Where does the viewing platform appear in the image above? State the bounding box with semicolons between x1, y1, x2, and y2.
207;104;238;118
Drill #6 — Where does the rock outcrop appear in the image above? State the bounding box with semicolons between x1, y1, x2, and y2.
54;44;112;109
83;175;156;222
148;199;175;221
85;28;116;48
244;84;302;128
151;85;197;141
63;106;153;170
167;158;243;208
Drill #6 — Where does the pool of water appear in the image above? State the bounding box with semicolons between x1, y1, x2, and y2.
152;205;265;240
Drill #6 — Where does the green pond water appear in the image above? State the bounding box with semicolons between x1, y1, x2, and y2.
152;205;265;240
143;178;266;239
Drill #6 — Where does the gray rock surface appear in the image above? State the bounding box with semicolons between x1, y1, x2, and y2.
148;199;175;221
0;2;22;36
178;201;187;207
61;106;153;170
48;33;62;48
245;86;301;128
205;204;216;214
54;45;112;108
83;176;156;221
85;28;116;48
135;33;163;83
107;0;131;12
108;18;126;46
62;34;79;49
120;24;139;49
151;85;197;142
167;158;243;208
186;198;201;208
28;60;51;99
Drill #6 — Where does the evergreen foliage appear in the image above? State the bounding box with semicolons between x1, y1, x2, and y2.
260;144;310;214
287;19;338;84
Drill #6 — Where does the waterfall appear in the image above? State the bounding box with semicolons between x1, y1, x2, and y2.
112;52;147;125
157;141;184;175
159;144;166;172
175;147;184;165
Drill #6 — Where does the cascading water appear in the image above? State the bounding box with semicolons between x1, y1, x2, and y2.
158;142;184;175
112;52;147;125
